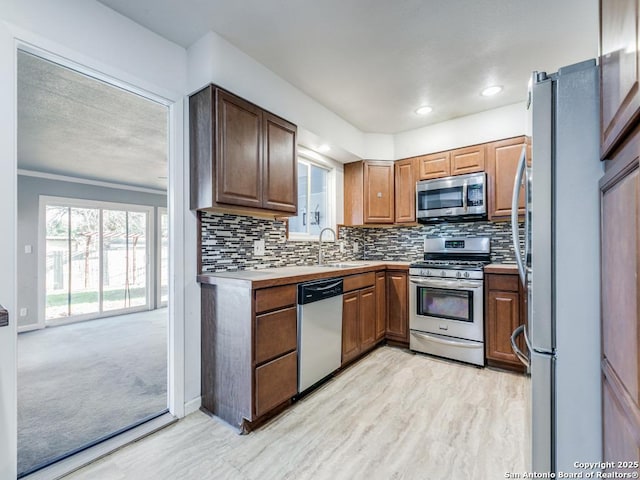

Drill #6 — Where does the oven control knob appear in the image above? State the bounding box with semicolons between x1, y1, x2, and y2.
441;270;446;277
456;272;462;278
464;272;470;278
426;270;431;276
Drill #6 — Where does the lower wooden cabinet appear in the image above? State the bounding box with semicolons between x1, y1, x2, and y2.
255;351;297;417
484;272;527;372
375;271;386;340
342;286;377;365
386;270;409;344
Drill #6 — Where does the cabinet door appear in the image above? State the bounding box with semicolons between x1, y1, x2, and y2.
216;90;263;208
601;145;640;465
600;0;640;157
386;271;408;343
394;158;417;223
485;289;524;370
364;161;394;223
254;351;297;417
418;152;450;180
451;145;485;175
486;137;526;219
359;286;377;352
342;291;360;364
375;272;386;341
262;113;297;213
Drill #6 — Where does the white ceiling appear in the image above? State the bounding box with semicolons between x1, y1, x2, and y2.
98;0;598;134
18;51;168;191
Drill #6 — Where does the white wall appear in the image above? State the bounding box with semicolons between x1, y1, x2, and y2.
187;31;368;159
0;1;191;475
363;133;395;160
394;102;527;159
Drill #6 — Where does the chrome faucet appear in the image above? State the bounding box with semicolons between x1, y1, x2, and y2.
318;227;337;265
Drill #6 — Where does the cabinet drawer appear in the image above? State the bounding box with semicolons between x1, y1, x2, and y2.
487;273;520;292
255;284;296;314
255;307;297;365
255;351;297;417
343;272;375;292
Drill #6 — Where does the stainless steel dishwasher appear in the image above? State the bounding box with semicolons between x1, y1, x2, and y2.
297;277;343;393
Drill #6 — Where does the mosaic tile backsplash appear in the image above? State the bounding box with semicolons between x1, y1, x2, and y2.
200;212;521;273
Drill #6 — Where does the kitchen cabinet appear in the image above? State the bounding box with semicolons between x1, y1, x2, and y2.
386;270;409;345
189;84;297;215
418;151;451;180
394;158;418;223
600;0;640;158
344;160;395;225
600;124;640;469
375;271;386;340
342;272;378;365
450;144;485;175
486;136;527;220
484;272;527;373
201;281;297;432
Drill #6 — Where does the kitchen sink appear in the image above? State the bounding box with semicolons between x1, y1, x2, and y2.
313;262;368;268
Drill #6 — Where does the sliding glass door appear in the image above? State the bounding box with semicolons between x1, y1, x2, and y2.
44;198;153;324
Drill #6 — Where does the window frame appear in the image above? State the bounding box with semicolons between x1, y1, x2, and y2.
288;154;336;241
38;195;155;327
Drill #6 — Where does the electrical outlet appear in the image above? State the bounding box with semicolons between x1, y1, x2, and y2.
254;239;265;256
24;245;32;254
20;308;27;317
339;241;345;253
353;242;359;254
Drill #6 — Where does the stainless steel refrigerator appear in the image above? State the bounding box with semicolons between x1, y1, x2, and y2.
511;59;603;474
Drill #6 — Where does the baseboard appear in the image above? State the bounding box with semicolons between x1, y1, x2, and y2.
18;323;42;333
184;396;202;416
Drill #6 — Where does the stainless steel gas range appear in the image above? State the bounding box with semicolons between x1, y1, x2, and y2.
409;237;490;366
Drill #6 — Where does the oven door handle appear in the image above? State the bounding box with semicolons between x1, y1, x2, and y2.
410;277;483;289
411;331;480;349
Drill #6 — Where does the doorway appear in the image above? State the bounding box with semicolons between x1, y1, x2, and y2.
16;50;170;477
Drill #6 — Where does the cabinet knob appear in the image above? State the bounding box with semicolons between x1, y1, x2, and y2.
377;192;382;198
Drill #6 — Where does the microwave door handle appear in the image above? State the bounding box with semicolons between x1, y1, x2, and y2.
511;146;527;286
462;180;468;212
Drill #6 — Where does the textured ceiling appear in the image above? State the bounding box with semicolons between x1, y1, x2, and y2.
18;51;168;191
98;0;598;134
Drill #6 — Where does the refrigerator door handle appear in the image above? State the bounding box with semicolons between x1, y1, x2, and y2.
511;146;527;286
510;324;530;367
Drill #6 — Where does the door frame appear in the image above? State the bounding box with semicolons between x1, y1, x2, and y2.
0;27;187;477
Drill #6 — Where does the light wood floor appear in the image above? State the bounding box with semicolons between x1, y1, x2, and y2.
65;346;530;480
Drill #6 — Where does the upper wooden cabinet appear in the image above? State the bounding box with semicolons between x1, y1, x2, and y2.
344;160;394;225
189;85;297;215
418;151;451;180
394;158;417;223
486;136;527;220
451;144;485;175
600;0;640;158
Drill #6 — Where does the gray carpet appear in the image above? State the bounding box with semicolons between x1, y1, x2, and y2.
17;309;167;475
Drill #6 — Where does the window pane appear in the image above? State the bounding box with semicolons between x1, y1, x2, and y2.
102;210;128;311
308;164;328;235
128;211;147;308
69;208;100;316
45;206;70;320
289;162;309;234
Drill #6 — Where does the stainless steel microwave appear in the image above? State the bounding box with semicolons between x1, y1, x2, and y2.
416;172;487;222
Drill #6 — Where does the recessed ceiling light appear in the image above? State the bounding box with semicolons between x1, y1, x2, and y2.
481;85;503;97
317;144;331;153
415;106;433;115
